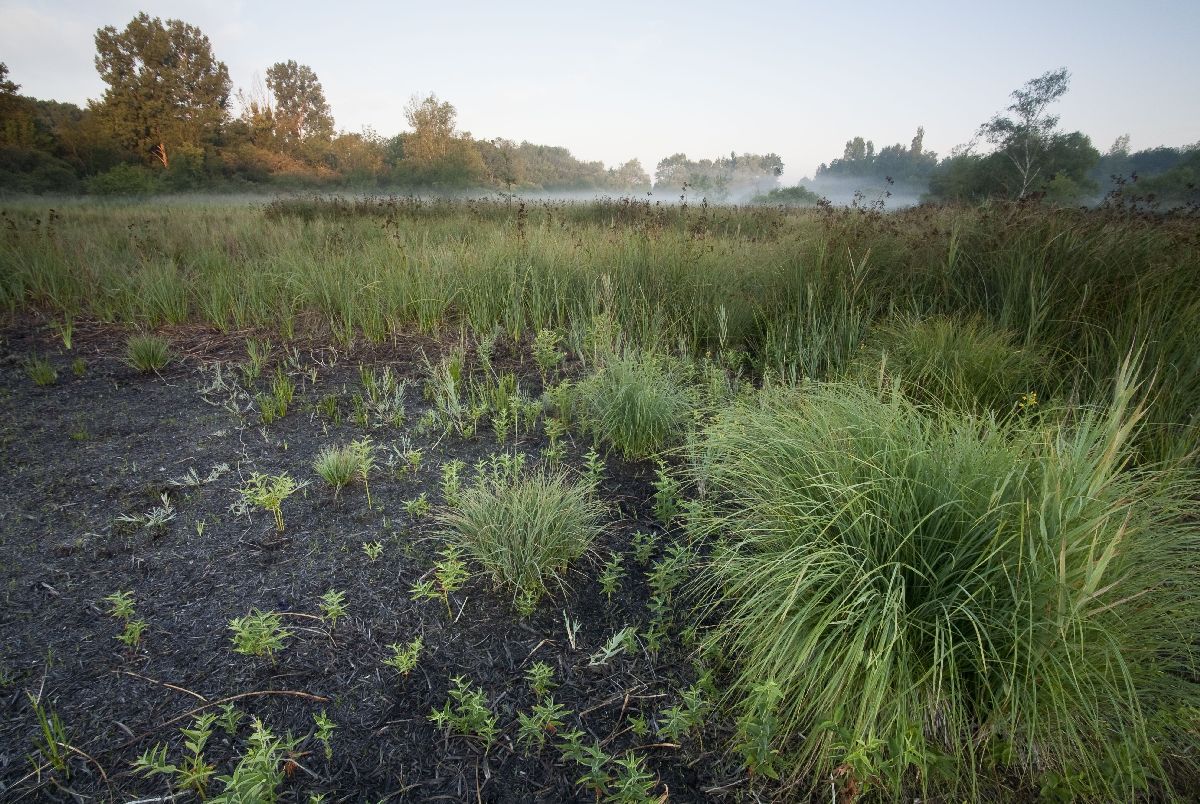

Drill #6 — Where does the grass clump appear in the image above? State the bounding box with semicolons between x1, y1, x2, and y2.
689;378;1200;799
125;333;172;373
855;314;1051;414
24;356;57;386
440;467;604;612
574;350;696;460
313;438;374;503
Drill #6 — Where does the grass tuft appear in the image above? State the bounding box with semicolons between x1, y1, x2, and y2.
125;333;172;373
440;466;605;611
573;350;696;460
690;377;1200;799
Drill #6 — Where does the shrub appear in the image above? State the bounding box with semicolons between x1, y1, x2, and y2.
689;380;1200;799
125;333;172;373
853;314;1050;414
86;163;159;195
574;351;696;459
440;467;604;610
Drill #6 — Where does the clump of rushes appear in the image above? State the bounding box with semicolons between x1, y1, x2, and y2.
439;467;604;613
125;333;171;373
25;356;57;386
690;377;1200;799
238;472;299;531
313;444;358;497
574;350;696;460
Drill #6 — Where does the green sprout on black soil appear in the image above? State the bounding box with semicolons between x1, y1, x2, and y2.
651;461;682;526
582;448;605;490
384;637;423;677
313;440;372;502
238;472;299;532
256;368;295;424
440;459;464;506
607;752;661;804
313;710;336;760
117;618;148;649
404;491;431;519
71;357;86;377
362;541;383;561
429;676;498;748
588;627;638;667
215;717;300;801
104;589;136;620
217;703;243;736
631;531;658;565
628;713;649;738
516;698;569;754
318;589;347;628
525;661;556;698
533;328;565;381
243;339;271;382
25;356;57;386
28;693;70;779
53;318;73;350
733;680;783;780
117;492;176;531
657;682;711;742
228;609;291;662
410;545;469;616
125;333;171;373
599;552;625;601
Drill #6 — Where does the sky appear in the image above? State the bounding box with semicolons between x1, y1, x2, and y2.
2;0;1198;182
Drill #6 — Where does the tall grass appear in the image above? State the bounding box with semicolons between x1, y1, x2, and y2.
1;198;1197;461
689;376;1200;799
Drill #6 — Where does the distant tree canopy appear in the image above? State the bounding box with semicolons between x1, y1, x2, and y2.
816;128;938;185
92;13;231;166
0;19;1193;205
653;152;783;201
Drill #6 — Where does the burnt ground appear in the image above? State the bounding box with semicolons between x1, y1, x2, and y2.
0;320;759;803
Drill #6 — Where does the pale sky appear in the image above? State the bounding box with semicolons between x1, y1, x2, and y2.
2;0;1198;182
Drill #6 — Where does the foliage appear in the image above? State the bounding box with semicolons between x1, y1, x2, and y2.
854;314;1051;413
125;333;171;373
237;472;300;531
24;356;57;386
575;351;696;460
429;676;499;748
384;638;423;676
439;467;604;611
228;609;291;661
689;380;1200;797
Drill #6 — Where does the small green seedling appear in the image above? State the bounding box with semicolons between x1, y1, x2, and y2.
25;356;57;386
238;472;299;531
319;589;347;627
516;698;569;754
525;661;556;699
117;619;148;649
384;638;423;676
313;710;337;760
362;541;383;561
228;609;291;662
429;675;498;747
411;545;469;616
599;552;625;601
104;590;136;620
404;492;431;519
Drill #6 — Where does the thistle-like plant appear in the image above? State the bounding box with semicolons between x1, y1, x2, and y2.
384;638;423;676
238;472;299;532
525;661;556;698
228;609;291;662
318;589;347;628
362;541;383;561
428;676;498;748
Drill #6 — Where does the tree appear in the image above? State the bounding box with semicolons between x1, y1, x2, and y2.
978;68;1071;198
403;94;457;164
265;61;334;157
93;13;231;167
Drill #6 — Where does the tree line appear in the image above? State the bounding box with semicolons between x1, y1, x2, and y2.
0;12;1195;205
